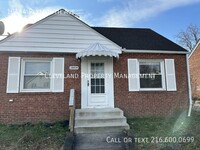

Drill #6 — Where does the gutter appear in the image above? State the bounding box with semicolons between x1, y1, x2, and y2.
122;49;188;54
186;54;193;116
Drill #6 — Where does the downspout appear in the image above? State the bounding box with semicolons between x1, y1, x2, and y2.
186;54;192;116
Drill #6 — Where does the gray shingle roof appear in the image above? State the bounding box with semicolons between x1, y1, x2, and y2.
92;27;187;52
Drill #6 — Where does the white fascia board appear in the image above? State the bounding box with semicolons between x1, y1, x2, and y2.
0;49;188;54
0;49;78;53
122;49;188;54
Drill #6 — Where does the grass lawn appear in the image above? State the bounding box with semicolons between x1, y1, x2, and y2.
128;110;200;150
0;111;199;150
0;121;69;150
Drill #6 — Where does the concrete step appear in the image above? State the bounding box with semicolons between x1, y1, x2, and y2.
75;116;127;126
74;108;130;134
75;108;123;118
75;123;130;134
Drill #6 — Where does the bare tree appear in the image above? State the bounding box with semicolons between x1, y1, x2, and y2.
176;24;200;52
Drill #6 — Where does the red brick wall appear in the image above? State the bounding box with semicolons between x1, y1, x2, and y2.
113;53;189;117
0;52;189;124
0;53;81;124
189;44;200;99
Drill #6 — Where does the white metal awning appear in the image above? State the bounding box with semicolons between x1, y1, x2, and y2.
76;43;119;59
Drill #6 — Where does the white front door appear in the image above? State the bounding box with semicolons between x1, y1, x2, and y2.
81;57;114;108
87;61;108;107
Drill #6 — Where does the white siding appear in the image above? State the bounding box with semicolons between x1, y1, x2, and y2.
0;13;121;53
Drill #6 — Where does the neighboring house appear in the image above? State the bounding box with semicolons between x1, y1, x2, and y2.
0;9;190;124
189;40;200;99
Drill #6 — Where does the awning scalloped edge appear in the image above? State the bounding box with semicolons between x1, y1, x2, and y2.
76;43;120;59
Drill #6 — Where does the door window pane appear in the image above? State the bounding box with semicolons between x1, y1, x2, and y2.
96;86;100;93
96;79;100;85
90;63;105;94
91;85;95;93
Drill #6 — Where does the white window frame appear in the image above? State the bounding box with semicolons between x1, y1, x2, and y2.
20;58;53;92
138;59;166;91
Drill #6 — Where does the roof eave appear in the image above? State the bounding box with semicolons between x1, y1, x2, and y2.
122;49;188;54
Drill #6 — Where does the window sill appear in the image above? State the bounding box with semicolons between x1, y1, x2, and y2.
20;89;52;93
139;88;166;91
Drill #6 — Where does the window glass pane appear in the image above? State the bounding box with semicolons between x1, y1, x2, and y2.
91;63;95;76
25;62;50;75
91;86;95;93
96;79;100;85
140;75;162;88
101;86;105;93
96;86;100;93
140;62;160;74
139;62;162;88
91;79;95;85
23;60;51;90
100;79;104;86
98;63;104;74
24;75;50;89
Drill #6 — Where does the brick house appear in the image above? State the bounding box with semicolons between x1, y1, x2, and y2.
189;40;200;99
0;9;190;125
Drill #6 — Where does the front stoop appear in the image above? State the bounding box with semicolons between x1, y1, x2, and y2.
74;108;130;134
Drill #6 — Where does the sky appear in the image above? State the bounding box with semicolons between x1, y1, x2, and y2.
0;0;200;43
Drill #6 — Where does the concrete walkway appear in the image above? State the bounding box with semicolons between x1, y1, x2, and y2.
73;131;133;150
64;131;135;150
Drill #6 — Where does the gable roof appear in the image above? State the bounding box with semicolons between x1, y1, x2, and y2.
0;9;187;54
92;27;188;53
0;9;121;53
